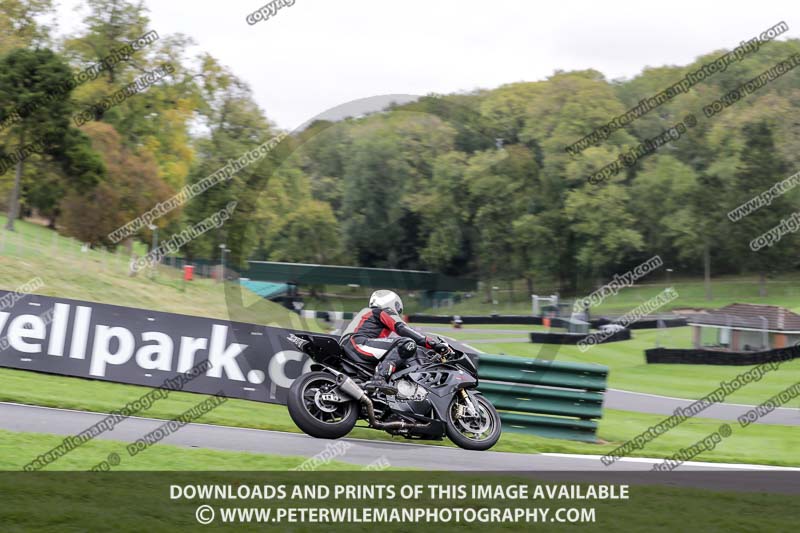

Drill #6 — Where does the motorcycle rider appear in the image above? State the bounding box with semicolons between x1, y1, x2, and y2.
339;289;451;393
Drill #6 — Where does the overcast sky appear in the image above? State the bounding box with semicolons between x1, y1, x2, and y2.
51;0;797;130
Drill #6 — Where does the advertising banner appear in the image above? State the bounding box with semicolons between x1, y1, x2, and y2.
0;291;325;404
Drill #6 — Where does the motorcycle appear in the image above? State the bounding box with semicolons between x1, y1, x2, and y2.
285;333;501;451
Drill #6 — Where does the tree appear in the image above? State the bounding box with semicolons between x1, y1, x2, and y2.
399;93;496;153
59;122;171;246
479;82;541;145
268;201;343;264
0;0;54;55
729;121;792;296
340;113;455;268
64;0;150;85
65;0;198;192
511;213;553;295
182;61;278;266
417;151;469;273
517;70;637;290
462;146;538;293
0;47;99;230
294;120;349;215
629;155;699;268
564;183;644;287
22;160;64;227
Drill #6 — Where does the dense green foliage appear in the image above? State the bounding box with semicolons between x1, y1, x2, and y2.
2;0;800;295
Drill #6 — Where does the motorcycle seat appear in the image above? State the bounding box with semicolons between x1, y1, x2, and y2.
308;335;345;357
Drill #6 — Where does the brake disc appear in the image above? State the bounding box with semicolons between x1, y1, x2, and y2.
455;402;490;435
313;390;338;413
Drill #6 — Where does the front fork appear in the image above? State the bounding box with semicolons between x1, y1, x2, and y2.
458;389;480;418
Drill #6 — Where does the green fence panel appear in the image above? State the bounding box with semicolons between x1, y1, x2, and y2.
477;354;608;391
498;412;599;442
478;382;603;419
476;353;609;443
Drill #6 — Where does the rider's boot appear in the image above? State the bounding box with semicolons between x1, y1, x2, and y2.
364;362;398;395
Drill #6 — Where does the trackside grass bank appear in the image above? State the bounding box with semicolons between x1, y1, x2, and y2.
0;369;797;467
0;217;319;331
0;429;363;471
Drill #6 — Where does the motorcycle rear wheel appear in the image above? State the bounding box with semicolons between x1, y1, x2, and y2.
287;371;359;439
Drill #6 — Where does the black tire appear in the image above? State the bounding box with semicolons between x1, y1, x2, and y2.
287;371;359;439
445;393;501;451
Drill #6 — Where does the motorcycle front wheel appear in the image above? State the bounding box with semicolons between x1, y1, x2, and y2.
445;392;501;451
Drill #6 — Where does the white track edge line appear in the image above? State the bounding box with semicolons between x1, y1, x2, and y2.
607;389;799;411
2;402;796;469
540;453;800;470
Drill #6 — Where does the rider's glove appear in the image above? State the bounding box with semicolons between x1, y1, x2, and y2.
432;340;451;355
423;336;443;352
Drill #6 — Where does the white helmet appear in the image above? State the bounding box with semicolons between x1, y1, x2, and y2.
369;289;403;315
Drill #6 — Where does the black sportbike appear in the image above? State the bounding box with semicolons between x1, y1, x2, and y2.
285;333;501;451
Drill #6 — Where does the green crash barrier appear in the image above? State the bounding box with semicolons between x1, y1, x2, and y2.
477;354;609;442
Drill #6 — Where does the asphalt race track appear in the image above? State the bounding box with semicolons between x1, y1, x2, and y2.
1;402;796;474
604;389;799;425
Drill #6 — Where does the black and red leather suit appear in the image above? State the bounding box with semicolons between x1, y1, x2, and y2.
339;306;439;378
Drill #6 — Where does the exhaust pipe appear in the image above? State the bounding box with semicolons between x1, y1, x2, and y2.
361;396;431;431
335;374;366;402
335;374;430;431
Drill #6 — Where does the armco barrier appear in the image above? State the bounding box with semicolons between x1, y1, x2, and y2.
591;317;687;330
529;329;631;345
409;314;685;329
299;310;355;321
409;314;543;325
645;345;800;365
476;354;608;442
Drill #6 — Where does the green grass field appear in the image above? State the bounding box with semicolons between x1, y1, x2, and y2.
1;368;797;466
0;429;363;471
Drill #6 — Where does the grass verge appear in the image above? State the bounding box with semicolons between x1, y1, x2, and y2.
1;368;797;467
0;216;321;330
0;429;362;471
